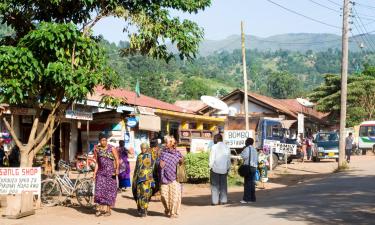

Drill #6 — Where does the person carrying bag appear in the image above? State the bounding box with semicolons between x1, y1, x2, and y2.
239;138;258;203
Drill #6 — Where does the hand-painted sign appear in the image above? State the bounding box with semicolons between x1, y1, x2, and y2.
224;130;254;148
126;117;138;128
0;167;41;195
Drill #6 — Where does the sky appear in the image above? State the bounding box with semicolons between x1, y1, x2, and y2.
93;0;375;44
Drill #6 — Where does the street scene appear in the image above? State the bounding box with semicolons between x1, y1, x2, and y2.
1;0;375;225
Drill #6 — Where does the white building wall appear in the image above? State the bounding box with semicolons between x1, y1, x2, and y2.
227;101;273;115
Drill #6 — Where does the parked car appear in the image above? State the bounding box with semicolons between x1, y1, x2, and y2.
312;132;339;162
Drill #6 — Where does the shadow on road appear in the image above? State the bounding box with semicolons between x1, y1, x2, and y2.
183;171;375;225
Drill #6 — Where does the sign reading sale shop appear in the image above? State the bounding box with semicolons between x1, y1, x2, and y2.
224;130;254;148
0;167;41;195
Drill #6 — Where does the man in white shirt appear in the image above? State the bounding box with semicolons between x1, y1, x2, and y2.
209;134;231;205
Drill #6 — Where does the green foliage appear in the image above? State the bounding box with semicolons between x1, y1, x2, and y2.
0;22;115;105
309;66;375;126
184;152;210;180
266;71;303;99
178;77;213;100
1;0;211;61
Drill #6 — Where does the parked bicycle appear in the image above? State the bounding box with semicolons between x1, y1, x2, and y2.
41;160;94;208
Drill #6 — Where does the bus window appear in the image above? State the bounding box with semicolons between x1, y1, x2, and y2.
359;125;375;137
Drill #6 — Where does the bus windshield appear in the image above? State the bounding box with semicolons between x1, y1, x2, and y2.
359;125;375;137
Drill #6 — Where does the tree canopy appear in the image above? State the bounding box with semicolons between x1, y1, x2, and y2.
309;65;375;126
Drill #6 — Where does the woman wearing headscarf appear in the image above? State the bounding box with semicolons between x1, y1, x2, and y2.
132;143;157;217
117;140;132;191
159;136;183;218
93;133;119;217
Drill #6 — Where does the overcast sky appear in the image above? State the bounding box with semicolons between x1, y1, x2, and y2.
93;0;375;44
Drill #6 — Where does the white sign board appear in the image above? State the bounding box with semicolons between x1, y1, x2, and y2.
0;167;41;195
224;130;254;148
275;143;297;155
190;139;212;153
65;110;93;121
298;113;304;134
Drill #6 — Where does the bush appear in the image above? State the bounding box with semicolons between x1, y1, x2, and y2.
184;152;210;182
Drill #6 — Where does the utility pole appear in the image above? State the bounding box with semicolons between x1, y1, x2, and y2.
241;21;249;130
338;0;350;168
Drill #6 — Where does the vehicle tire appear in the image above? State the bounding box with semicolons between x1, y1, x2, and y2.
76;179;95;209
312;156;317;162
336;158;339;162
362;149;367;155
287;157;293;164
41;179;62;207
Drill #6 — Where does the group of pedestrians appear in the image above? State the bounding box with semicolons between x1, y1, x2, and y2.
209;134;265;205
93;133;183;218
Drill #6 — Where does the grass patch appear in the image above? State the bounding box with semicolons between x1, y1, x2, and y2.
334;163;350;173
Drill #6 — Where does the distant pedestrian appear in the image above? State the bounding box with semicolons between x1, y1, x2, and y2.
209;134;231;205
159;136;183;218
306;134;313;160
118;140;132;191
8;145;20;167
240;138;258;203
132;143;157;217
93;133;119;217
0;138;5;167
345;133;354;163
257;148;269;189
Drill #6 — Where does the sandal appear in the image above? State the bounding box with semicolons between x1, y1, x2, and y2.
95;210;102;217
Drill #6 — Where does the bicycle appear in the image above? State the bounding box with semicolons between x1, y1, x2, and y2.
41;160;94;208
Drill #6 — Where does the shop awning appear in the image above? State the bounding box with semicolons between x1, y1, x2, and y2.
138;114;161;132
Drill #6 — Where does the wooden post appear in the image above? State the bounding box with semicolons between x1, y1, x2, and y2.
241;21;249;131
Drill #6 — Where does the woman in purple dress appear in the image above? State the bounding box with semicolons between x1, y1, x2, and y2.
93;133;119;217
118;140;132;191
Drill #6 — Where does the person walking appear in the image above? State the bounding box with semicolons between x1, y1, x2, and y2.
240;138;258;203
159;136;183;218
93;133;119;217
118;140;132;191
209;134;231;205
345;133;354;163
132;143;157;217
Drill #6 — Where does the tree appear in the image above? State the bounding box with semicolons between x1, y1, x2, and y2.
178;77;212;100
266;71;303;99
0;1;212;166
0;23;116;166
309;66;375;126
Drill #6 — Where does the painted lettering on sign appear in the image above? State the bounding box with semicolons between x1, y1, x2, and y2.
224;130;254;148
0;167;41;195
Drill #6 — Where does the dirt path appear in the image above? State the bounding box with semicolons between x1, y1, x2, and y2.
2;155;372;225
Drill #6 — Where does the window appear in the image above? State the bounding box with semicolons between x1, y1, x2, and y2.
203;123;211;130
189;122;197;129
360;125;375;137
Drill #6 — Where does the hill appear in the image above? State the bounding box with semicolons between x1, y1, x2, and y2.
196;33;369;56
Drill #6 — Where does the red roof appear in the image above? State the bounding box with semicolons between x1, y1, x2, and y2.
89;86;192;114
174;100;207;113
278;99;327;120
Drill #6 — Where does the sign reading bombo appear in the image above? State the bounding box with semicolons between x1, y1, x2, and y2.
224;130;254;148
0;167;41;195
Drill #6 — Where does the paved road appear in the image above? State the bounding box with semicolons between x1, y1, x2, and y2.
2;156;374;225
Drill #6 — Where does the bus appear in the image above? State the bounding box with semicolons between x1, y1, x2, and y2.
358;121;375;153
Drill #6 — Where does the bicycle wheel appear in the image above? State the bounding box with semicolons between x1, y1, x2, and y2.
76;179;95;208
41;179;62;207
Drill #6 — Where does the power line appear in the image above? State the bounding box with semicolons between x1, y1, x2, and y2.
324;0;341;7
351;5;375;51
307;0;341;13
265;0;341;29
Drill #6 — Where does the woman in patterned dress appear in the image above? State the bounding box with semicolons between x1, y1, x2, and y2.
132;143;157;217
159;136;183;218
93;133;119;217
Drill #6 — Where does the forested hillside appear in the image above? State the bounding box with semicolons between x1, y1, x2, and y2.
102;39;375;102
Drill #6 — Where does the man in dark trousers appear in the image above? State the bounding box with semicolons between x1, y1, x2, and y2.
240;138;258;203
